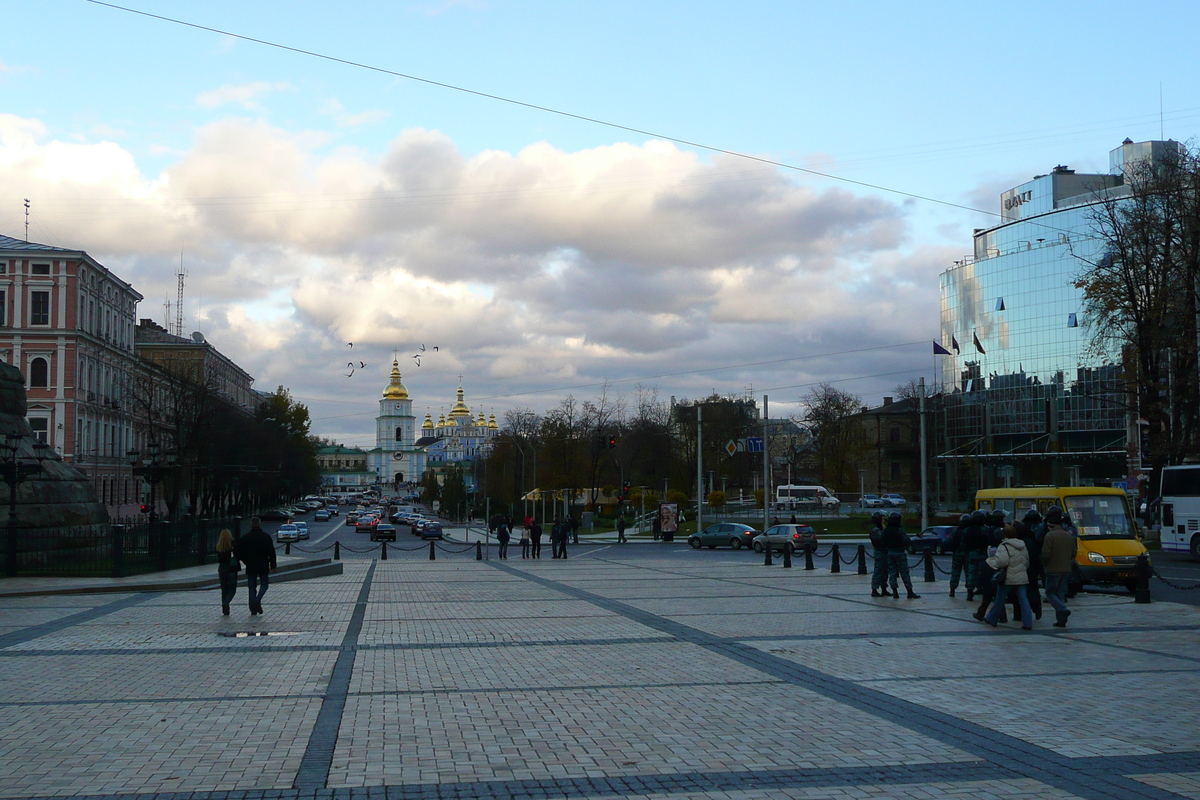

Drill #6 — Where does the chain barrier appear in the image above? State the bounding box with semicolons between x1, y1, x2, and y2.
1151;567;1200;591
433;542;477;554
287;542;337;553
908;556;924;569
839;549;859;564
815;547;834;558
931;557;953;576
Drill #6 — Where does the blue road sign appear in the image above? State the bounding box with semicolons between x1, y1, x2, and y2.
746;437;764;453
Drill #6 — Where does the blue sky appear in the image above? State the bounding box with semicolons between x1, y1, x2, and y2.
3;0;1198;447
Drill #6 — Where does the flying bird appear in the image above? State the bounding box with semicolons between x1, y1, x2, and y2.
358;361;366;369
347;342;353;348
432;346;438;352
345;370;355;378
412;355;421;367
418;344;425;352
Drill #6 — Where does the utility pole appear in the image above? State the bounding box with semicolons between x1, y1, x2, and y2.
763;395;770;533
696;404;703;535
919;376;929;531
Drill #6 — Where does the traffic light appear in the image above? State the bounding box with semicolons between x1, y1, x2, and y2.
607;436;617;449
139;504;149;514
623;480;631;493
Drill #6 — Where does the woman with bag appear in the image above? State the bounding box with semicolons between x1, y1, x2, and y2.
216;529;240;616
983;524;1033;630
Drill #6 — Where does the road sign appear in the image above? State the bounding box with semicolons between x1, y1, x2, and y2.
746;437;764;453
725;440;738;457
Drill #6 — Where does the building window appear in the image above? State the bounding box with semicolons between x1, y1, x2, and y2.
28;357;48;388
0;262;6;274
30;291;50;325
890;462;901;482
0;290;6;326
28;417;48;443
31;263;50;276
396;427;403;441
889;426;900;443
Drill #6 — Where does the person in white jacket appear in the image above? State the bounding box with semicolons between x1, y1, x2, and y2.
983;525;1034;630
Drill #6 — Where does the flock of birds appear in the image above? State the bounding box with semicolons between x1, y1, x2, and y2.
343;342;439;378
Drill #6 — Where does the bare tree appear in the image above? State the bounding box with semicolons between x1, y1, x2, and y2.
799;383;865;491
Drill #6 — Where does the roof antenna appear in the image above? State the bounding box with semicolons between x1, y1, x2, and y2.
175;249;187;337
23;199;30;242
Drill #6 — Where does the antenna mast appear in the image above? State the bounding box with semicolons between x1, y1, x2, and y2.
23;199;29;242
174;251;187;337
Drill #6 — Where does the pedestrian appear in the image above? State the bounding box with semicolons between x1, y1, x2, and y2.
233;516;276;616
882;510;920;599
948;514;970;598
497;523;511;560
569;514;579;545
530;519;543;559
789;514;797;524
1041;507;1078;627
520;525;531;559
962;510;990;603
652;513;661;541
1014;510;1044;621
550;517;563;558
616;516;627;543
972;510;1010;623
216;528;240;616
983;524;1034;629
868;511;891;597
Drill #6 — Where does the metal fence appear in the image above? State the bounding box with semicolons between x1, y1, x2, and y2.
7;517;247;578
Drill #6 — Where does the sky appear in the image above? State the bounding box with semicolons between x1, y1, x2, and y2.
4;0;1200;449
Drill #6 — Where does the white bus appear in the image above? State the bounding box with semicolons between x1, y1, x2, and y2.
1158;465;1200;558
774;484;840;510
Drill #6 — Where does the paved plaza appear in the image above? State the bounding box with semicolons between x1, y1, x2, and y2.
1;545;1199;800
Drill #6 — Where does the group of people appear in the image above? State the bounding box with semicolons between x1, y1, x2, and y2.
215;516;277;617
945;506;1079;629
487;514;582;559
868;511;922;599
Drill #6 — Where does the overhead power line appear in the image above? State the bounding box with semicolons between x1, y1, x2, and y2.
88;0;1010;223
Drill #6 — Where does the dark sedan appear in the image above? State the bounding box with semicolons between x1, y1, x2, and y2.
371;523;397;542
688;523;760;550
908;526;957;554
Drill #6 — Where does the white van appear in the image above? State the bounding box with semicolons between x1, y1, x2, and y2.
775;485;840;510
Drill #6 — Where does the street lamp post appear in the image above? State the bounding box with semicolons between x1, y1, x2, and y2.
3;434;51;577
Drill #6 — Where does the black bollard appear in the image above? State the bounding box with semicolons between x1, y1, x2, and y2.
381;541;388;560
111;524;125;579
476;541;483;561
830;543;841;574
429;540;436;560
763;539;773;566
804;543;815;571
285;541;291;555
334;540;341;561
1135;553;1152;604
923;549;935;582
857;544;868;575
782;543;792;568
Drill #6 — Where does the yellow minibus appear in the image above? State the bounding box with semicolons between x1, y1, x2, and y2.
975;487;1148;592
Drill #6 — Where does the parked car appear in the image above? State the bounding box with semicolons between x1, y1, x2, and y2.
688;523;760;550
288;505;310;515
908;526;956;554
416;521;443;539
259;508;292;521
314;509;331;522
371;523;397;542
276;524;301;543
753;524;818;553
882;494;907;507
861;494;885;508
293;521;309;540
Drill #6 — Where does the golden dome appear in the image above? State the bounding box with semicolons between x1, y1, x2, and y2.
422;413;433;430
436;413;446;427
382;360;409;400
488;413;499;430
449;385;471;419
477;411;487;427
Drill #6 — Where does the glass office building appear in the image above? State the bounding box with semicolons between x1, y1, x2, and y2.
935;139;1181;501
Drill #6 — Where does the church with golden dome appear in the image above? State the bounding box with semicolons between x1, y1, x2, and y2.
367;359;424;490
366;359;498;492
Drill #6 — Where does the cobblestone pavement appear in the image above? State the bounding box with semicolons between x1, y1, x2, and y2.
2;548;1199;800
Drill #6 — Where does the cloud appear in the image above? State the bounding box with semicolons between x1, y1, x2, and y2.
0;113;939;436
195;81;291;110
0;59;34;81
319;99;390;129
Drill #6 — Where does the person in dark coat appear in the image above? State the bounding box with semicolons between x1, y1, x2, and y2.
616;516;627;543
234;517;276;615
948;514;970;598
569;515;579;545
216;528;239;616
530;519;543;559
496;522;511;560
550;517;563;558
881;511;920;599
869;511;891;598
1014;511;1044;621
961;510;990;603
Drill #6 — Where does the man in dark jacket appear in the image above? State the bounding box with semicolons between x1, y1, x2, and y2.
234;517;277;615
530;519;543;559
1014;511;1044;621
882;511;920;599
868;511;890;597
1042;512;1078;627
961;510;990;602
616;516;627;543
948;513;970;598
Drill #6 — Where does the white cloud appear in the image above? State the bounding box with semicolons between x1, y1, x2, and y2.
0;113;940;436
195;81;291;110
